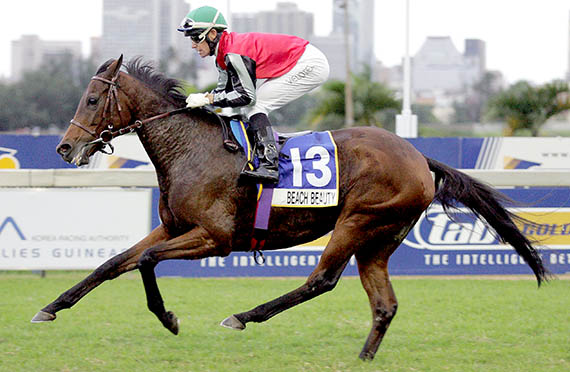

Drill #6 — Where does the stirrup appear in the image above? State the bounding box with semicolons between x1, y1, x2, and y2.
241;166;279;183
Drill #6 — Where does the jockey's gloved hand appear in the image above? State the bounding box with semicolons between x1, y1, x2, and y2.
185;93;211;108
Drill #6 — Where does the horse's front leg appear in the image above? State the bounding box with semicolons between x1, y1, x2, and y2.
31;225;171;323
136;226;223;335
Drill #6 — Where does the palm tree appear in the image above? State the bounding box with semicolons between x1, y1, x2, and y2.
486;80;570;136
307;67;401;130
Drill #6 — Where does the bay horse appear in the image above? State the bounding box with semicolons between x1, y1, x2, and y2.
33;56;549;361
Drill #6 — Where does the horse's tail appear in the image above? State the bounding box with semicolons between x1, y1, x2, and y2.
425;156;550;286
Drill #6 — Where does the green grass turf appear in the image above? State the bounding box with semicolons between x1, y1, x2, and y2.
0;272;568;372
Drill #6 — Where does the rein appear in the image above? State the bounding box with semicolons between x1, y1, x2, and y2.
90;107;192;148
70;72;239;155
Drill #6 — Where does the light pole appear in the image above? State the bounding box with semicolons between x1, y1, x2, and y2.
341;0;354;127
395;0;417;137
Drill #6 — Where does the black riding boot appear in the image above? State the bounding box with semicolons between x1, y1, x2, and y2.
241;113;279;183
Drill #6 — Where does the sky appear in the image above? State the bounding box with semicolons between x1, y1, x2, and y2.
1;0;569;84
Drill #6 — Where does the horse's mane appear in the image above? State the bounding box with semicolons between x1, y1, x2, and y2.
96;57;187;108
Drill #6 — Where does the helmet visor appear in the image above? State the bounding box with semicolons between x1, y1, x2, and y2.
177;18;193;31
177;18;208;42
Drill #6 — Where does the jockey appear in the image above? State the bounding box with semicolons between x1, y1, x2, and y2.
178;6;330;183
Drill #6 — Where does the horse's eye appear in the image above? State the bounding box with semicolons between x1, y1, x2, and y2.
87;97;98;105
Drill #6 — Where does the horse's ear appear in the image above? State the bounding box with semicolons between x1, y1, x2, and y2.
108;54;123;77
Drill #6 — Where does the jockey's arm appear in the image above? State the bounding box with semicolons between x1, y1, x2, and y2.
211;53;257;108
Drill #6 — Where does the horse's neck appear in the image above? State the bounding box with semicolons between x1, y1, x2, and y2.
131;97;219;183
137;115;188;171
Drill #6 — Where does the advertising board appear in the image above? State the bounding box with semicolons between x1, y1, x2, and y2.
1;134;569;276
0;189;151;270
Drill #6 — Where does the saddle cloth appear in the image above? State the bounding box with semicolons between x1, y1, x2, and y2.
230;120;339;250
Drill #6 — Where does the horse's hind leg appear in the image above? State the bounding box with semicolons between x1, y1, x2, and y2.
355;250;398;361
355;220;418;360
31;225;171;323
221;222;360;330
222;253;351;330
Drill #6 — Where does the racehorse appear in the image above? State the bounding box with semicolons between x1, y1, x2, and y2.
32;56;549;361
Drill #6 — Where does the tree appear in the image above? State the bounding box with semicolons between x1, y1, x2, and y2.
0;57;97;132
269;94;316;130
453;72;503;124
486;80;570;136
307;67;401;131
412;103;440;125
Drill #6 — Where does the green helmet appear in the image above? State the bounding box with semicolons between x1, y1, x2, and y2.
177;6;228;43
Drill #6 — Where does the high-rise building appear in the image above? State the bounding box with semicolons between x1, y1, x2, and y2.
90;37;103;64
331;0;375;74
231;2;314;40
231;1;376;81
356;0;375;72
567;10;570;82
230;13;256;33
100;0;189;65
464;39;486;74
310;34;347;80
11;35;82;82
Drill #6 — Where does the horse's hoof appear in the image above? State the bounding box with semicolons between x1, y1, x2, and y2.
220;315;245;330
164;311;179;335
359;351;375;361
31;310;56;323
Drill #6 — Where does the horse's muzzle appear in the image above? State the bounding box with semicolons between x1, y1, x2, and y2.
56;142;73;163
56;141;99;166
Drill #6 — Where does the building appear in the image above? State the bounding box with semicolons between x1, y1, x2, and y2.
412;36;486;95
309;33;348;80
231;2;314;40
230;13;256;33
405;36;488;124
231;1;376;81
90;36;103;64
11;35;82;82
375;61;403;92
331;0;375;75
355;0;375;72
567;10;570;82
100;0;190;65
464;39;486;75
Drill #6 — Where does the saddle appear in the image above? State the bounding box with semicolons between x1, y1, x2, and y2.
215;112;311;153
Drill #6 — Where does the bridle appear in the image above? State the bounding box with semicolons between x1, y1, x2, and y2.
69;71;123;154
69;65;239;156
69;69;190;155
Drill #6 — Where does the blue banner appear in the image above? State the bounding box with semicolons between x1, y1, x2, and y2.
2;134;569;276
0;135;72;169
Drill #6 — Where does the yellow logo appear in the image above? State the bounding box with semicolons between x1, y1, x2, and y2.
517;211;570;246
0;148;20;169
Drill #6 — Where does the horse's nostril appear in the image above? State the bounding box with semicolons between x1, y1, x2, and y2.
57;143;71;156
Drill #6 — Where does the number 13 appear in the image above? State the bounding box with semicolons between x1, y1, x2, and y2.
290;146;332;187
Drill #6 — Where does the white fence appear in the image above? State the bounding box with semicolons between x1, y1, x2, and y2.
0;169;158;187
1;168;570;187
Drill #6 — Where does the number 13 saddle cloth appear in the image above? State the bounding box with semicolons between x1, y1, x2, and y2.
230;119;339;251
